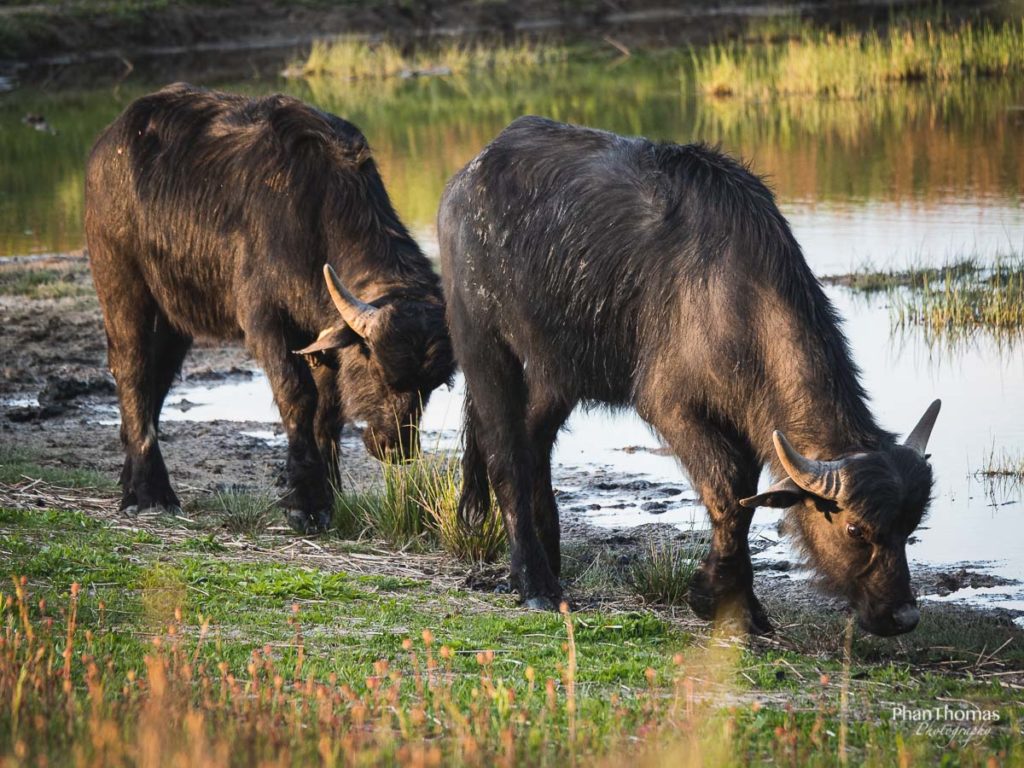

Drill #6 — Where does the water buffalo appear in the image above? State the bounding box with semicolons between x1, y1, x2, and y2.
85;83;454;533
439;116;940;636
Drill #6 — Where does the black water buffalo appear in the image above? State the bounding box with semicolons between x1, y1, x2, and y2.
439;116;940;636
85;83;454;533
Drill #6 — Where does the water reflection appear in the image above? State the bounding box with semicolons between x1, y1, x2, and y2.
1;59;1022;257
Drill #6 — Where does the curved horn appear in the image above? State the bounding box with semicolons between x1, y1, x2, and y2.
772;430;848;501
323;264;380;339
903;399;941;456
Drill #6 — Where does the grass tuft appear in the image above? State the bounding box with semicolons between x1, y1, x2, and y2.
976;446;1024;492
827;251;1024;341
890;255;1024;338
413;454;506;563
333;450;506;562
630;534;709;606
214;488;277;536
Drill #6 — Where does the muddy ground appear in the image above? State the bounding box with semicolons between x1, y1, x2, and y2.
2;253;1020;629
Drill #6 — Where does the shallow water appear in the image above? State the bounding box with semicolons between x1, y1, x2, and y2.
2;54;1023;612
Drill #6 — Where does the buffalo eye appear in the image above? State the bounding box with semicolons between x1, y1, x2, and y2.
845;523;864;540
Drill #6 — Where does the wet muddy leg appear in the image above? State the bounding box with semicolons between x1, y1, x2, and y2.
525;389;574;580
452;306;560;608
104;297;181;513
312;363;343;492
242;306;331;533
647;406;771;634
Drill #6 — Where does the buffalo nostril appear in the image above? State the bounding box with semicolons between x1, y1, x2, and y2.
892;604;920;630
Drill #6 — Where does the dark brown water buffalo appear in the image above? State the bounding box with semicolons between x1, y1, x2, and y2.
439;116;940;636
85;83;454;533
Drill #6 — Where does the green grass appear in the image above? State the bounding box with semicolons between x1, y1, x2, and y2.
0;267;90;299
826;253;1024;340
691;19;1024;99
334;450;506;563
1;504;1021;765
0;445;114;489
212;487;278;536
630;534;709;606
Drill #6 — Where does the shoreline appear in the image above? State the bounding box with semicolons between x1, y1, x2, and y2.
2;0;1012;80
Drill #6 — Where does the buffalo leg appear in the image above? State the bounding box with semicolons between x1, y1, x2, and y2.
455;330;561;607
241;308;331;533
311;364;342;491
101;289;180;513
457;391;493;528
525;389;574;578
150;314;193;432
648;408;770;634
117;317;191;509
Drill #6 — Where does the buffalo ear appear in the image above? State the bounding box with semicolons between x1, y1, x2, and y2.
739;477;805;509
292;326;358;356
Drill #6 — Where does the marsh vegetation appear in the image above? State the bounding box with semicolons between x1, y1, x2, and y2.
693;19;1024;98
825;252;1024;340
291;38;567;80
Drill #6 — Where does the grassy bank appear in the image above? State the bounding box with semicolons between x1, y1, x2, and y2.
1;452;1023;766
693;19;1024;99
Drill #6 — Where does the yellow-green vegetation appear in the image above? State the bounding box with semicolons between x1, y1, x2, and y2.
891;257;1024;338
829;254;1024;339
293;38;567;81
333;451;506;563
693;20;1024;99
0;266;90;299
1;497;1022;767
630;536;709;606
979;446;1024;483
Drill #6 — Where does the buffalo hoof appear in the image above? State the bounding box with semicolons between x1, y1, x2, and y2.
746;596;774;636
686;569;774;635
121;482;181;516
121;501;182;517
283;507;332;535
685;567;716;621
523;595;560;611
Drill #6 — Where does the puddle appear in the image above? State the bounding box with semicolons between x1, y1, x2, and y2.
160;377;279;424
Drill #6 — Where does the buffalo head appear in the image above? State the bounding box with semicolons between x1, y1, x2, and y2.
296;264;455;461
741;400;941;636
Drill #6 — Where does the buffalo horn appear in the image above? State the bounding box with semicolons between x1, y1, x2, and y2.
323;264;379;339
772;430;848;501
903;399;942;456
